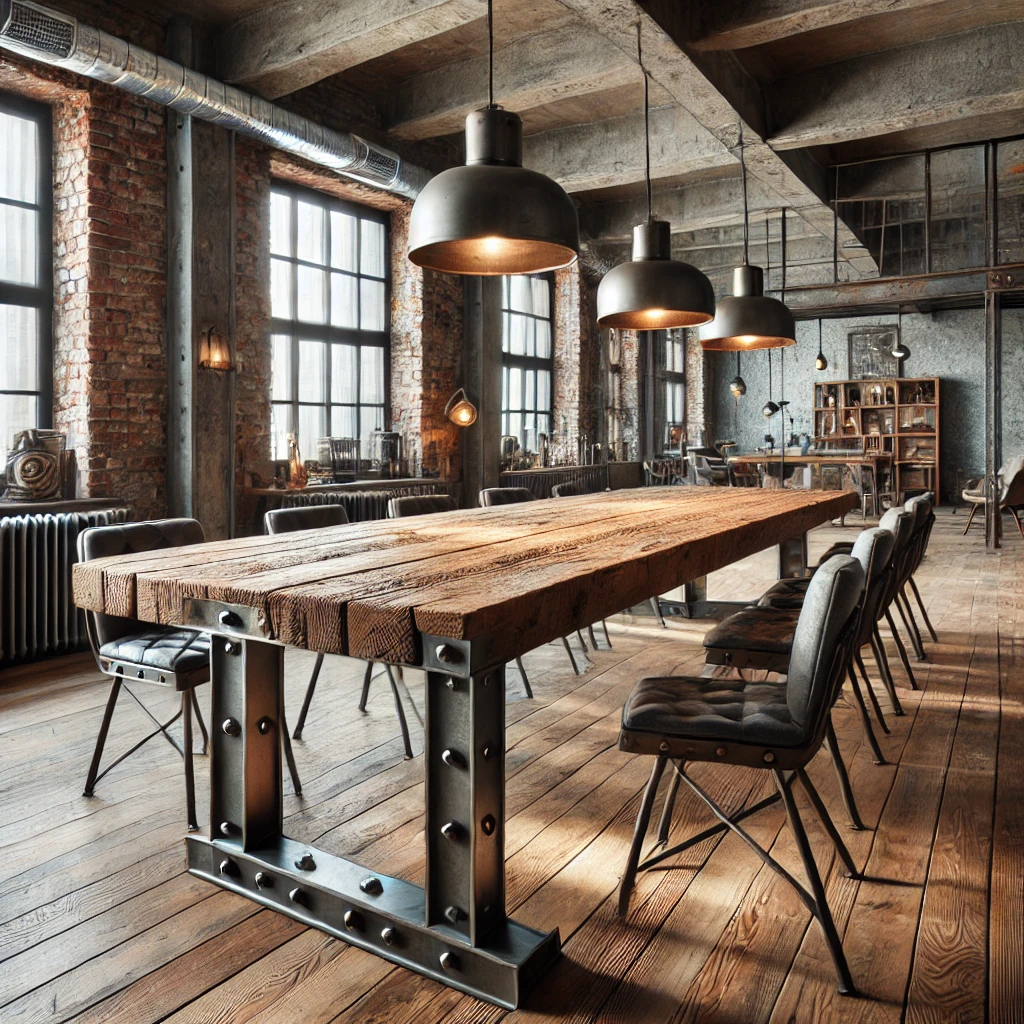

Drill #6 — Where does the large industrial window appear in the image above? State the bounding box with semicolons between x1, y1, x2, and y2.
501;273;553;449
662;329;686;448
269;183;389;461
0;93;52;451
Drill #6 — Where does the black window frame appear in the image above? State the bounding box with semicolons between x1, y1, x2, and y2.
0;91;53;439
269;180;390;461
500;272;554;448
660;328;687;449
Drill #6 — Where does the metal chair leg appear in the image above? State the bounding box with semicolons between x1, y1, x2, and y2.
795;767;861;876
182;690;198;832
1009;506;1024;541
191;689;209;755
601;620;612;649
883;611;919;690
576;629;588;651
908;577;939;643
515;656;533;699
871;627;907;712
962;503;980;535
280;711;302;795
561;636;582;676
618;756;666;916
293;652;324;740
386;665;415;760
896;590;927;661
856;653;891;734
358;659;374;712
83;678;122;797
775;770;858;996
824;716;865;830
656;761;682;846
649;597;667;628
847;666;887;763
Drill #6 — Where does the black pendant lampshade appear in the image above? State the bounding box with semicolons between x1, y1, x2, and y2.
698;124;796;352
407;1;579;275
729;351;746;397
892;306;910;360
596;24;714;330
815;319;828;371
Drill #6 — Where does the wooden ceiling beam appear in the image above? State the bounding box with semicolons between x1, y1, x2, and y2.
217;0;485;99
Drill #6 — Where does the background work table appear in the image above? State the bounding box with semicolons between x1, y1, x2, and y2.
75;488;857;669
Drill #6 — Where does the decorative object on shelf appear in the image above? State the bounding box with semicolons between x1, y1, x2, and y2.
848;324;899;379
699;123;795;351
815;319;828;371
406;0;578;275
2;430;66;502
444;388;478;427
286;433;307;490
369;431;404;479
891;307;910;362
198;325;232;371
729;352;747;397
596;24;714;330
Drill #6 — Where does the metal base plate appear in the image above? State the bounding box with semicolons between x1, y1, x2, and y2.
186;834;560;1009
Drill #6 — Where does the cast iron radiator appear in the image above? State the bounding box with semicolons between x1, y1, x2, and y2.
498;464;610;500
278;483;454;521
0;508;129;665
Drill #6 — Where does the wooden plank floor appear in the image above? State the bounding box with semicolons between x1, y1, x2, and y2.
1;508;1019;1023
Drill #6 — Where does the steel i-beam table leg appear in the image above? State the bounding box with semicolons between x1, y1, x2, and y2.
778;532;809;579
183;614;559;1010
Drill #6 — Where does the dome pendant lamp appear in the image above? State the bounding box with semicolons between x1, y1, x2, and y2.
815;319;828;371
596;24;715;330
406;0;579;275
892;306;910;361
699;123;796;351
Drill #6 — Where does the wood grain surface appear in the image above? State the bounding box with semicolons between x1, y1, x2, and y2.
72;488;857;664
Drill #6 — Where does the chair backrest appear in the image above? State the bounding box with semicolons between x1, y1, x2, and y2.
388;494;457;518
265;504;349;534
550;482;581;498
999;456;1024;507
850;527;896;645
479;487;534;507
877;506;915;598
77;518;205;648
786;554;864;736
903;494;933;572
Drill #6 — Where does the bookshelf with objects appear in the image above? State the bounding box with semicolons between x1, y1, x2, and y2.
813;377;939;504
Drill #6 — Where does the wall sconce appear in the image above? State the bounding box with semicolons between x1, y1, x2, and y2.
199;326;233;371
445;388;477;427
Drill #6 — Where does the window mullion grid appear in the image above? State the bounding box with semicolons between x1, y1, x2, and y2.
323;203;333;440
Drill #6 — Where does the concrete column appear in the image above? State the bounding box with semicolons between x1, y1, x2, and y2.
462;277;502;506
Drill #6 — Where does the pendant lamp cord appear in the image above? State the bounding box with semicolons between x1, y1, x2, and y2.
637;21;652;224
487;0;494;106
764;211;770;293
739;120;749;265
767;348;772;402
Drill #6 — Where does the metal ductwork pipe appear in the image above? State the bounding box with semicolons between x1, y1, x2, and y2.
0;0;431;199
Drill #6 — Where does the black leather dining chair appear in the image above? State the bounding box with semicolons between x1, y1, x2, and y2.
387;494;457;518
264;504;414;757
78;518;300;829
617;555;865;995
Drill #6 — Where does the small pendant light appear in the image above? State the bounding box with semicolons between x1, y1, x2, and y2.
596;23;715;329
444;388;478;426
815;318;828;371
407;0;579;275
891;306;910;361
729;351;747;397
762;349;780;418
699;123;796;351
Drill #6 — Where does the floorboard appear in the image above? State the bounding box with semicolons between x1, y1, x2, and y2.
0;509;1015;1023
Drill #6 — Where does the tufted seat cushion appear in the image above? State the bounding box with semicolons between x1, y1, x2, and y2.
100;628;210;684
703;606;799;655
622;675;802;747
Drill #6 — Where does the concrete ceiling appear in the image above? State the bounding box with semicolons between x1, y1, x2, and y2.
164;0;1024;285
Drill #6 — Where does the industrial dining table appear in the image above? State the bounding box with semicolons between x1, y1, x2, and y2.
72;486;857;1009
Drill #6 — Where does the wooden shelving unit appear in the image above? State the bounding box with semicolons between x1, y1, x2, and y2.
813;377;940;503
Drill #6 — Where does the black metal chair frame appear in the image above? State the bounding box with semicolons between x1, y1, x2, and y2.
618;575;862;995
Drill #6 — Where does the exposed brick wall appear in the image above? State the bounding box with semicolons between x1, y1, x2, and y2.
553;261;602;450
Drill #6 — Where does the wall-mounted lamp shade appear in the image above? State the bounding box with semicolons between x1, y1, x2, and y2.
698;265;796;351
762;399;780;418
596;220;715;329
445;388;478;427
199;326;232;371
408;107;579;276
729;375;747;397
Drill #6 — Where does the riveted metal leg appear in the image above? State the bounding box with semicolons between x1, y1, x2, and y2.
774;770;857;996
182;690;198;832
856;652;890;733
908;577;938;643
656;761;682;846
83;678;122;796
618;756;667;916
387;667;414;760
883;612;919;691
778;532;809;578
514;657;533;699
358;660;373;712
191;688;209;755
824;717;864;830
293;652;324;740
561;636;581;675
847;666;886;763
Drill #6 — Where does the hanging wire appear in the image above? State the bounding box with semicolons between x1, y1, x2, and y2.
738;120;749;265
487;0;494;106
767;348;772;400
637;21;652;223
764;211;771;294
